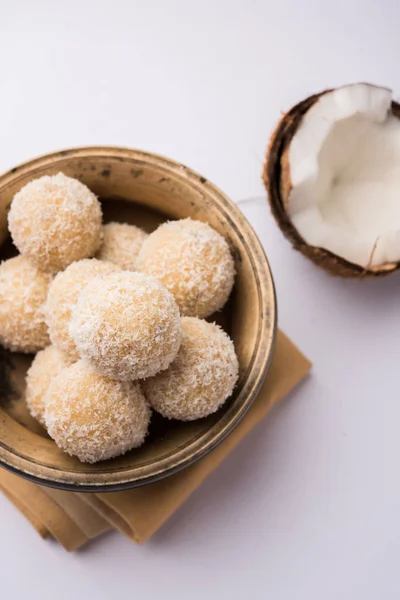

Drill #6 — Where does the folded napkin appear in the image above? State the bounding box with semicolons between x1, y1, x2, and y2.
0;330;311;551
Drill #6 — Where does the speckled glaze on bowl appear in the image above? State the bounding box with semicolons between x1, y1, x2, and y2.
0;147;276;492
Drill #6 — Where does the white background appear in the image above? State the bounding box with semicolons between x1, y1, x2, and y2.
0;1;399;598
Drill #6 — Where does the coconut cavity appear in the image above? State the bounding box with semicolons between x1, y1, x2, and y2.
286;83;400;269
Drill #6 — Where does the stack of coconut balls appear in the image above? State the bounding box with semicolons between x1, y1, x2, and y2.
0;173;239;463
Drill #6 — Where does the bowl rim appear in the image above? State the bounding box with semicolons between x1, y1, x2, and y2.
0;146;277;492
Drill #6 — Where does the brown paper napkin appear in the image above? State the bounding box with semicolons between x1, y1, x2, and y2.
0;468;89;549
0;330;311;551
0;482;50;540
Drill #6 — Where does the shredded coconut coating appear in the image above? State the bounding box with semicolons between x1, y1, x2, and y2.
0;255;52;353
142;317;239;421
25;345;74;427
45;259;120;360
44;360;151;463
69;271;182;380
137;218;235;318
96;222;148;271
8;173;103;273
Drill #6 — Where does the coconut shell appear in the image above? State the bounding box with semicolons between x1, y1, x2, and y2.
263;88;400;278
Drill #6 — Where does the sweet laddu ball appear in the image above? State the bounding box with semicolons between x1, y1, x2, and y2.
44;361;151;463
70;271;182;380
0;255;52;352
137;218;235;318
8;173;103;273
45;258;119;360
96;222;148;270
25;345;73;427
142;317;239;421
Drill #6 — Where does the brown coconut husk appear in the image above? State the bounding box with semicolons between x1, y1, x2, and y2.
263;89;400;278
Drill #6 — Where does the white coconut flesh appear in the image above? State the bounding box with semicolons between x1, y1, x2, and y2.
287;83;400;268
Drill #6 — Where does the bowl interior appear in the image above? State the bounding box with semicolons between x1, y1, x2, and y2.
0;147;276;491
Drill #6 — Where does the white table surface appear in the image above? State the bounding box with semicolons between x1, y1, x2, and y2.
1;1;399;598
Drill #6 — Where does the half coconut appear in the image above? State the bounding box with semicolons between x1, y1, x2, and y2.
264;83;400;277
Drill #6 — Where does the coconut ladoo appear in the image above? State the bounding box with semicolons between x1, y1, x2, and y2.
0;255;52;352
8;172;103;273
96;222;148;271
69;271;182;380
45;258;120;360
25;345;74;427
265;82;400;277
142;317;239;421
44;360;151;463
137;218;235;317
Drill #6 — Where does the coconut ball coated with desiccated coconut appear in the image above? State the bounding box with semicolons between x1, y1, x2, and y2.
137;218;235;318
69;271;182;380
142;317;239;421
8;173;103;273
44;360;151;463
45;258;120;360
25;345;74;427
96;222;148;270
0;255;52;353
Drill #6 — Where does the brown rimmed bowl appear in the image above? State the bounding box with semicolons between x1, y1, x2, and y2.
0;146;276;492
